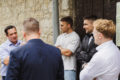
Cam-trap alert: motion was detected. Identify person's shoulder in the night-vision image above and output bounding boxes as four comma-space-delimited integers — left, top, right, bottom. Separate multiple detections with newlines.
44, 44, 62, 60
0, 40, 9, 48
11, 43, 27, 54
18, 40, 22, 43
90, 52, 105, 64
45, 43, 61, 54
71, 31, 78, 36
46, 43, 59, 50
56, 33, 66, 41
58, 33, 65, 37
71, 31, 80, 40
93, 48, 111, 63
10, 44, 29, 60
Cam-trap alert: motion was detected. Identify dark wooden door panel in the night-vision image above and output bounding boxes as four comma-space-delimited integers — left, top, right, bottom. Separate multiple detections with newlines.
83, 0, 93, 15
92, 0, 104, 18
74, 0, 85, 41
104, 0, 117, 22
74, 0, 120, 41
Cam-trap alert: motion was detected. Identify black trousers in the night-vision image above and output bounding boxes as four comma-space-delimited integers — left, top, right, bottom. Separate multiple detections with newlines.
76, 61, 83, 80
2, 76, 6, 80
118, 74, 120, 80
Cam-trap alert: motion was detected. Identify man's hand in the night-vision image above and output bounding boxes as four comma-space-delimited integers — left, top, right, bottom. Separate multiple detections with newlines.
4, 56, 9, 65
82, 63, 88, 69
56, 45, 62, 50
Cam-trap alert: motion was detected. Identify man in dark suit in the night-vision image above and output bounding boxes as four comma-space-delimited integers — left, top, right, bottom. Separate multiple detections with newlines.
76, 15, 97, 80
6, 18, 64, 80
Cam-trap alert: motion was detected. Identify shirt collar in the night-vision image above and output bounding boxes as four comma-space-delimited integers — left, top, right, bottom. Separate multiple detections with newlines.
96, 40, 113, 51
6, 40, 21, 46
86, 33, 93, 37
64, 31, 74, 35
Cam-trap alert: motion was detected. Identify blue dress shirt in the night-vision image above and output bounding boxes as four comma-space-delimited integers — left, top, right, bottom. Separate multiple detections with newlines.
0, 40, 21, 76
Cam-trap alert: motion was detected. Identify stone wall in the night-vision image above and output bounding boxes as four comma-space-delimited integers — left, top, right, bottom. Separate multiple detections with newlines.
0, 0, 74, 45
59, 0, 74, 18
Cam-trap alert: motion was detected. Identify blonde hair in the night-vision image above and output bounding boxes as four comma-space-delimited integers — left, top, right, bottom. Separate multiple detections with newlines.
93, 19, 115, 39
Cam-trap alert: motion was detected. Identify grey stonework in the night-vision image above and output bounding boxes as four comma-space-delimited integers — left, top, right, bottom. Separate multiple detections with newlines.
0, 0, 74, 45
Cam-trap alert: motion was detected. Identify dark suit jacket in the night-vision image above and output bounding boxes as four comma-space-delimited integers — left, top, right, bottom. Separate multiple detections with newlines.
76, 34, 97, 63
6, 39, 64, 80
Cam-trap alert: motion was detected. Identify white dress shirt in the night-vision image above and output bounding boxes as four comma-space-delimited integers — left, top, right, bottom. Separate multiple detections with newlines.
80, 40, 120, 80
55, 31, 80, 70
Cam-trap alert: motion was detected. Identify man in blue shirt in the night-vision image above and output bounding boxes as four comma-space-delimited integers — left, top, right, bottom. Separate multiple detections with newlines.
0, 25, 21, 80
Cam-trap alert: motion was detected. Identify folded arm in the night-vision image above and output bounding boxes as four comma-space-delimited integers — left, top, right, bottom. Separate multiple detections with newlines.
57, 46, 72, 57
80, 54, 106, 80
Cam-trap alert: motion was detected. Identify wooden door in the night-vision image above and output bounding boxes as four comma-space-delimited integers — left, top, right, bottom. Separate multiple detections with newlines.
74, 0, 120, 41
74, 0, 120, 80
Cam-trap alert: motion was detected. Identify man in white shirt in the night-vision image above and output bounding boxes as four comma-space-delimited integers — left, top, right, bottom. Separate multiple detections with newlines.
80, 19, 120, 80
55, 16, 80, 80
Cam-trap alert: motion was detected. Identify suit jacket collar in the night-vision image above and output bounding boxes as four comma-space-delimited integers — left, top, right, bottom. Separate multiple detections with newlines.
27, 39, 44, 45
